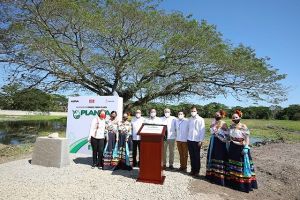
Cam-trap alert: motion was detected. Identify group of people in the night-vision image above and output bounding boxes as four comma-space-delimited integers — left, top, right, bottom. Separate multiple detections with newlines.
206, 109, 257, 193
88, 110, 133, 171
88, 106, 258, 193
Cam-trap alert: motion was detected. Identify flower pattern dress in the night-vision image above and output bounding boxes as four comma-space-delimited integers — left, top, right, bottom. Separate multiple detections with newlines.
206, 119, 229, 186
103, 119, 120, 170
226, 123, 258, 192
114, 120, 133, 170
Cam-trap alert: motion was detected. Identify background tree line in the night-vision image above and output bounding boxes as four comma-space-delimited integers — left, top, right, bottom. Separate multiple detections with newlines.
126, 102, 300, 121
0, 84, 298, 120
0, 84, 67, 112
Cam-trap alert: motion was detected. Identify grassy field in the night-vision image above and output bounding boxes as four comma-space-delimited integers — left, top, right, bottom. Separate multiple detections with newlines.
204, 118, 300, 142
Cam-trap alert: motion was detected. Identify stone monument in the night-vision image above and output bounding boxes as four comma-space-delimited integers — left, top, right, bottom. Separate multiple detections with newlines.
31, 133, 70, 168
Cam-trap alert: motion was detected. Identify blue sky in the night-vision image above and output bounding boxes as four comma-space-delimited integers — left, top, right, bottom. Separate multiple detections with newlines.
159, 0, 300, 107
1, 0, 299, 108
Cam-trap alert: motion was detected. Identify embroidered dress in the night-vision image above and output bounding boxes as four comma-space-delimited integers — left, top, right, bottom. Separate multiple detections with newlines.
226, 123, 258, 192
114, 121, 133, 170
206, 120, 229, 186
103, 119, 119, 170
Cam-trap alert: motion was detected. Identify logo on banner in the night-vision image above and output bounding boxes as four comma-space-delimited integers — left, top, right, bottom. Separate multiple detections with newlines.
73, 110, 81, 119
89, 99, 95, 103
105, 98, 115, 103
72, 109, 110, 119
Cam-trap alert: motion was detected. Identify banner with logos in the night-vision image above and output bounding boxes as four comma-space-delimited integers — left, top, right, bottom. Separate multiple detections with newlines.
66, 96, 123, 154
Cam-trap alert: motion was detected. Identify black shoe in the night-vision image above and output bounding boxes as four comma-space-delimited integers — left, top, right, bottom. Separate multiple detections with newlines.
177, 167, 187, 172
189, 171, 195, 176
91, 164, 96, 169
193, 173, 200, 178
168, 165, 175, 170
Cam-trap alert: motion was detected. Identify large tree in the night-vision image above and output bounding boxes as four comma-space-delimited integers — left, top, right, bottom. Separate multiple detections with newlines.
0, 0, 287, 109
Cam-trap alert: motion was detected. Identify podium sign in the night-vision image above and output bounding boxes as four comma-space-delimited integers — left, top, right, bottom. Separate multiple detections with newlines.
137, 123, 166, 184
139, 124, 164, 134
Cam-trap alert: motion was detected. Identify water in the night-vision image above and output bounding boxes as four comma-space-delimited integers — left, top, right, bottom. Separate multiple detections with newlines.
0, 120, 66, 145
250, 137, 263, 144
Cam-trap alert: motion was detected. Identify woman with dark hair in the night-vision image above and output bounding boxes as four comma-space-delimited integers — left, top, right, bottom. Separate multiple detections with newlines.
103, 111, 120, 170
88, 110, 107, 169
226, 110, 258, 192
206, 110, 229, 185
114, 112, 133, 171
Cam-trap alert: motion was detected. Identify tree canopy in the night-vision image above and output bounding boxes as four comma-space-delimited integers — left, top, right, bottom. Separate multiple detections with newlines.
0, 0, 287, 109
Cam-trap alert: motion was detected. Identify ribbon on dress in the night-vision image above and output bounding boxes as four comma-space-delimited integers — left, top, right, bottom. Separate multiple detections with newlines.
207, 134, 215, 169
113, 142, 119, 159
243, 145, 252, 177
125, 142, 130, 166
103, 143, 108, 154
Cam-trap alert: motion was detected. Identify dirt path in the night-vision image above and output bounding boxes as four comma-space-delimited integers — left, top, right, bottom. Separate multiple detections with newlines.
189, 142, 300, 200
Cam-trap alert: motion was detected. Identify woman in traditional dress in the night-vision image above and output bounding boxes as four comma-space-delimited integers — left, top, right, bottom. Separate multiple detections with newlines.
114, 112, 133, 171
103, 111, 120, 170
226, 110, 258, 192
206, 110, 229, 186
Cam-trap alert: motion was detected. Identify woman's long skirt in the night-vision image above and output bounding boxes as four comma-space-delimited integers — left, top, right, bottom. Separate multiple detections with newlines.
114, 134, 133, 171
103, 132, 118, 170
206, 136, 228, 186
226, 142, 258, 193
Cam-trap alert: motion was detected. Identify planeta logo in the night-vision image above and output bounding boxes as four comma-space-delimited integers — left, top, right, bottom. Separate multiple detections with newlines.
72, 109, 110, 119
73, 110, 81, 119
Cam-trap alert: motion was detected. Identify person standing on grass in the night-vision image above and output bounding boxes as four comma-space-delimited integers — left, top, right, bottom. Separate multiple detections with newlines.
187, 106, 205, 177
161, 108, 176, 170
206, 110, 229, 185
88, 110, 108, 169
226, 110, 258, 193
131, 109, 145, 167
173, 111, 189, 172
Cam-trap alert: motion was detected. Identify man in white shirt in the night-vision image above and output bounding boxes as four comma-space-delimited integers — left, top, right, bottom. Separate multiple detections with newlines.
161, 108, 176, 170
187, 106, 205, 177
144, 108, 162, 124
173, 111, 189, 172
88, 110, 108, 169
131, 109, 145, 167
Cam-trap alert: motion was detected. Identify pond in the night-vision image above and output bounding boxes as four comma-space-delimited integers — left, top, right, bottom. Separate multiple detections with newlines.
250, 137, 263, 144
0, 120, 66, 145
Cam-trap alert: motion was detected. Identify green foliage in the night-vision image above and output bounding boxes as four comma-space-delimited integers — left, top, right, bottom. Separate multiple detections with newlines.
275, 104, 300, 120
0, 84, 67, 112
126, 102, 300, 121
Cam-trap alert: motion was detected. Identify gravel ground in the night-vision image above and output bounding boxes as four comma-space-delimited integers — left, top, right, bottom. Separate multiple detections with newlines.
0, 153, 221, 200
1, 142, 300, 200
